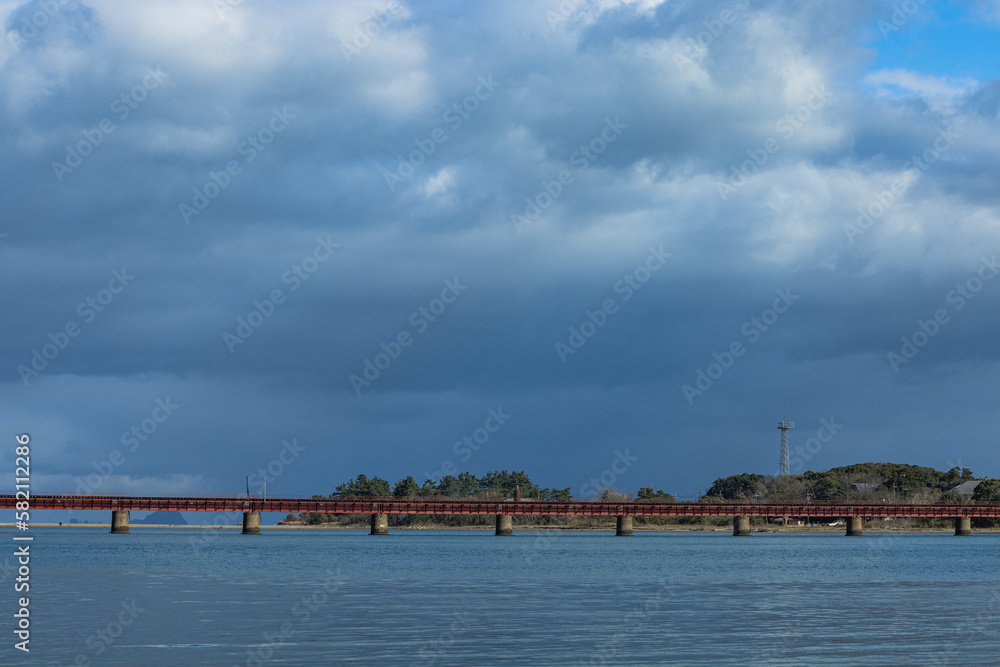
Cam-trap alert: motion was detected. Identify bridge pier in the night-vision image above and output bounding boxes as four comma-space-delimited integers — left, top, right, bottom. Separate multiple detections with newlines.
616, 515, 633, 536
733, 516, 751, 536
370, 513, 389, 535
955, 516, 972, 536
845, 516, 863, 536
110, 510, 129, 534
242, 511, 261, 534
496, 514, 513, 536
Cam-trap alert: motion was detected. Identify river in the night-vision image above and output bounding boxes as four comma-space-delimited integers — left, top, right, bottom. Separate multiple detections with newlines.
4, 527, 998, 665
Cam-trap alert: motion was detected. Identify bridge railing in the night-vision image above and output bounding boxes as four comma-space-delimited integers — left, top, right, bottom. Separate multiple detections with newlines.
1, 493, 996, 507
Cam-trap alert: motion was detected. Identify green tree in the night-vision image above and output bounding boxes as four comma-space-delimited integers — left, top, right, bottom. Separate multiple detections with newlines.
973, 479, 1000, 502
336, 474, 391, 497
479, 470, 538, 497
821, 462, 965, 495
437, 475, 462, 497
804, 470, 846, 500
457, 472, 479, 497
393, 476, 419, 497
944, 467, 963, 490
704, 473, 767, 500
599, 488, 633, 501
535, 487, 572, 500
638, 487, 675, 501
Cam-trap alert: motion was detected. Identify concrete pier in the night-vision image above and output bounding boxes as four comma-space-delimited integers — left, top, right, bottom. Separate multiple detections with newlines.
242, 511, 261, 534
110, 510, 129, 534
370, 513, 389, 535
496, 514, 513, 536
733, 516, 751, 536
845, 516, 863, 536
616, 515, 633, 536
955, 516, 972, 536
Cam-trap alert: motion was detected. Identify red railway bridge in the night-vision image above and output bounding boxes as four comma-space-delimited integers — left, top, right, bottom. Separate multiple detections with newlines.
4, 494, 998, 536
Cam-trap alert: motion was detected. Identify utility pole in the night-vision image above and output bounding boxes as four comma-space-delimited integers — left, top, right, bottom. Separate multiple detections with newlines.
777, 418, 794, 476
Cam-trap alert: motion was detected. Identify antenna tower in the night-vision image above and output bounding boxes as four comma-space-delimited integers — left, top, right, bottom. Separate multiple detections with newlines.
777, 418, 794, 476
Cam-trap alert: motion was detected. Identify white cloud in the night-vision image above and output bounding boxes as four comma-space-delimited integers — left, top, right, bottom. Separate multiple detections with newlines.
864, 69, 979, 112
423, 167, 455, 197
3, 0, 1000, 493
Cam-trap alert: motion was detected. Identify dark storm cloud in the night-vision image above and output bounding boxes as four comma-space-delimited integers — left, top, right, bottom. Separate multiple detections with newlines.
2, 0, 999, 509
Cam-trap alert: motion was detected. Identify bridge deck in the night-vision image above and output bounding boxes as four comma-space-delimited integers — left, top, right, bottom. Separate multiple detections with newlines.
3, 496, 999, 518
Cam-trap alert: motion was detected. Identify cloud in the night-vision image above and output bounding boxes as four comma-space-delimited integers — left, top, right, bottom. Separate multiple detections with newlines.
864, 68, 979, 111
2, 0, 1000, 500
423, 167, 455, 197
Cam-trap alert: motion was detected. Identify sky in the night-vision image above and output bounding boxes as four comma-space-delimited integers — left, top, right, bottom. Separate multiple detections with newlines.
2, 0, 999, 522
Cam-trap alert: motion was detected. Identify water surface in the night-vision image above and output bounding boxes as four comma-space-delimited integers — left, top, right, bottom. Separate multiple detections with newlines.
3, 528, 998, 665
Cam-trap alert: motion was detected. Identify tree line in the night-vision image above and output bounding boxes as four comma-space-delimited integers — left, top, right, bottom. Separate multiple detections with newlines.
330, 470, 573, 500
283, 463, 993, 527
287, 470, 675, 526
702, 463, 977, 502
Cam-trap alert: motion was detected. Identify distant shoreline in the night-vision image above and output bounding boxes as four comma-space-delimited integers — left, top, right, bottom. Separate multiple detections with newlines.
4, 523, 998, 533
